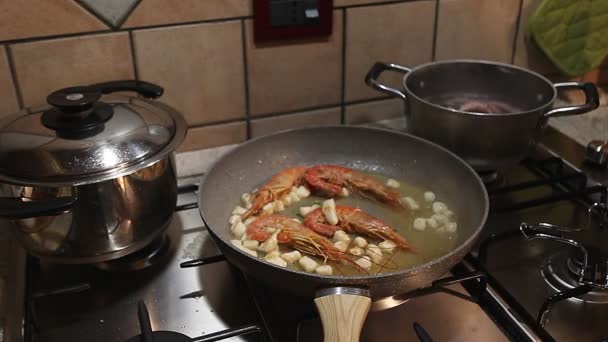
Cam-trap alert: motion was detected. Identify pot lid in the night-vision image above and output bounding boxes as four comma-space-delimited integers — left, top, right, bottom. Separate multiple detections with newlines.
0, 80, 187, 186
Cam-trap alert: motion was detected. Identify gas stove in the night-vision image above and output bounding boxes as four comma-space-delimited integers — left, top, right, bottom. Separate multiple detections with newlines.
4, 128, 608, 342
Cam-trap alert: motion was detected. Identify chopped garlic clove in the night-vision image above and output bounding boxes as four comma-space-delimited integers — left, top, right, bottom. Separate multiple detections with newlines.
243, 217, 256, 226
273, 200, 285, 212
299, 256, 319, 272
235, 242, 257, 256
264, 250, 281, 260
445, 222, 457, 233
262, 202, 275, 215
378, 240, 397, 254
349, 246, 364, 256
401, 196, 420, 210
366, 244, 383, 263
322, 199, 339, 225
296, 186, 311, 198
281, 250, 302, 263
258, 230, 280, 252
432, 201, 448, 213
231, 239, 243, 247
340, 187, 350, 197
266, 257, 287, 267
386, 178, 400, 188
353, 236, 368, 248
355, 256, 372, 270
432, 213, 449, 225
413, 218, 426, 231
426, 217, 439, 229
299, 206, 315, 216
230, 221, 247, 238
423, 191, 436, 202
288, 192, 300, 203
242, 240, 259, 251
229, 214, 241, 225
333, 230, 350, 243
232, 206, 247, 215
292, 218, 302, 223
333, 240, 348, 252
282, 195, 293, 206
241, 193, 252, 208
315, 265, 333, 275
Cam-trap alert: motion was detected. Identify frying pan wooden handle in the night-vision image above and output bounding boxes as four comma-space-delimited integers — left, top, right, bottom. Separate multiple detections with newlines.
314, 288, 371, 342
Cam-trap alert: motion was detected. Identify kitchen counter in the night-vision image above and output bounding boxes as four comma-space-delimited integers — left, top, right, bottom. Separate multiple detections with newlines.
0, 106, 604, 341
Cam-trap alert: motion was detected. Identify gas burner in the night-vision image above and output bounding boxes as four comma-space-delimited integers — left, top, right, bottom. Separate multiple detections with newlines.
542, 252, 608, 303
522, 204, 608, 292
96, 234, 171, 272
125, 302, 192, 342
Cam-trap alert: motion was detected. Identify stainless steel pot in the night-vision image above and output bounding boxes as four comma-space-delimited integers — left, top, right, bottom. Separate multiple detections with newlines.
365, 60, 600, 171
0, 81, 187, 263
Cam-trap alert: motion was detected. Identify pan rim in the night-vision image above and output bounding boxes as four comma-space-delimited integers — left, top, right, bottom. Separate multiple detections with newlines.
198, 125, 489, 283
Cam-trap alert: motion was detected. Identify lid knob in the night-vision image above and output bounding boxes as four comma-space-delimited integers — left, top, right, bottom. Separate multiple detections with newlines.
47, 86, 102, 112
41, 80, 164, 139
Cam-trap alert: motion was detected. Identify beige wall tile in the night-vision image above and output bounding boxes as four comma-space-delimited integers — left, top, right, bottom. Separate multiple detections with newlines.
251, 107, 341, 137
11, 33, 134, 108
435, 0, 520, 63
0, 1, 106, 41
345, 1, 435, 101
0, 47, 19, 117
335, 0, 389, 7
134, 22, 245, 126
178, 121, 246, 152
345, 98, 403, 124
246, 11, 343, 116
123, 0, 251, 28
513, 0, 558, 74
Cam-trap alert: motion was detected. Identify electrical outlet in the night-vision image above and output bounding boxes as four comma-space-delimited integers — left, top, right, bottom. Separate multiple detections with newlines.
254, 0, 333, 43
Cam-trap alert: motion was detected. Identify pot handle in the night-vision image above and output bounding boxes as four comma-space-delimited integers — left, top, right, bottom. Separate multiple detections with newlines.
0, 196, 76, 220
314, 287, 371, 342
365, 62, 411, 100
545, 82, 599, 118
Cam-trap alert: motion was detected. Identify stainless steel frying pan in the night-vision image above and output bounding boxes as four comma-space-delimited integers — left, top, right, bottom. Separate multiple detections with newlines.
198, 126, 488, 342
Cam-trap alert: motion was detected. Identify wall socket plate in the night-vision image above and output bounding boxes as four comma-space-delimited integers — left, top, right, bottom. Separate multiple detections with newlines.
253, 0, 333, 43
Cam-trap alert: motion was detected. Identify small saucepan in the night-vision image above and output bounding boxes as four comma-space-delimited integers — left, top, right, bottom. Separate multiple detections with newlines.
198, 126, 488, 342
365, 60, 599, 171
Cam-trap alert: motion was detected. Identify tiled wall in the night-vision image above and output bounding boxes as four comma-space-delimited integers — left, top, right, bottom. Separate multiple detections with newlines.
0, 0, 606, 152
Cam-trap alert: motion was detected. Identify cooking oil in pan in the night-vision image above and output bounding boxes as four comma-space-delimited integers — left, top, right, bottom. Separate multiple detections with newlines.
233, 171, 459, 276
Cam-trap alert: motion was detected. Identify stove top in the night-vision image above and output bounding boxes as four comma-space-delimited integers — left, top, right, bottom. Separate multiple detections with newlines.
5, 144, 608, 342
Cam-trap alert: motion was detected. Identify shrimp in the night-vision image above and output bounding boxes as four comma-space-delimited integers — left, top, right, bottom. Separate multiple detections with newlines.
246, 215, 360, 266
304, 165, 404, 209
303, 205, 415, 250
242, 166, 307, 219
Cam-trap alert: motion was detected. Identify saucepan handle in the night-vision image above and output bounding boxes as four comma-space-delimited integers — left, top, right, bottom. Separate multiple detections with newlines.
0, 196, 76, 220
314, 287, 371, 342
365, 62, 411, 100
545, 82, 599, 118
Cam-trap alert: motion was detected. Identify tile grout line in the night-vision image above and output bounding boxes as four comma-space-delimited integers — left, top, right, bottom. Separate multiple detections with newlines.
115, 0, 143, 29
241, 19, 252, 140
1, 1, 436, 47
73, 0, 115, 29
511, 0, 525, 65
431, 0, 440, 61
187, 94, 395, 130
340, 7, 347, 125
4, 45, 25, 109
128, 31, 140, 80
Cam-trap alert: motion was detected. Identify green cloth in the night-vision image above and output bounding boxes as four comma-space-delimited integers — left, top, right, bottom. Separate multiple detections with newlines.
527, 0, 608, 76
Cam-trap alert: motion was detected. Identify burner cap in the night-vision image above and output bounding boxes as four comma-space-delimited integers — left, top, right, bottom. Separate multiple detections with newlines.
126, 331, 192, 342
